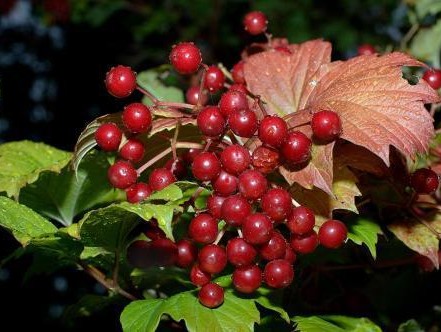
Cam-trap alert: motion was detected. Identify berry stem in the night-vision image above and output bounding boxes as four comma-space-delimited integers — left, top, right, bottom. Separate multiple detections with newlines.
214, 228, 226, 245
291, 197, 301, 207
218, 63, 234, 82
137, 86, 159, 104
196, 65, 208, 112
400, 23, 419, 51
156, 101, 195, 110
237, 229, 243, 238
171, 121, 181, 160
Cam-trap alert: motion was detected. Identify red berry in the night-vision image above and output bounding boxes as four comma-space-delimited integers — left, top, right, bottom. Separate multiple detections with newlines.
176, 239, 198, 268
311, 110, 342, 142
186, 86, 209, 105
357, 44, 376, 56
243, 11, 268, 35
260, 231, 287, 260
221, 194, 252, 227
141, 219, 166, 240
219, 90, 248, 117
190, 264, 211, 286
263, 259, 294, 288
198, 244, 227, 274
238, 169, 267, 200
212, 170, 238, 196
410, 168, 440, 194
126, 240, 150, 268
165, 157, 187, 179
281, 131, 312, 166
198, 283, 224, 308
169, 42, 202, 75
192, 152, 221, 181
122, 103, 152, 134
148, 168, 176, 191
182, 148, 202, 164
206, 194, 226, 219
258, 115, 288, 148
287, 206, 315, 235
119, 138, 145, 163
242, 213, 273, 245
229, 83, 248, 95
95, 123, 122, 152
261, 188, 292, 222
422, 69, 441, 90
197, 106, 226, 137
204, 65, 225, 93
283, 245, 297, 264
318, 219, 348, 249
226, 237, 257, 267
220, 144, 251, 175
105, 65, 137, 98
125, 182, 152, 203
188, 213, 218, 244
251, 145, 281, 174
231, 60, 246, 85
108, 160, 138, 189
290, 231, 319, 254
126, 239, 177, 268
274, 46, 292, 55
228, 108, 258, 138
232, 265, 262, 293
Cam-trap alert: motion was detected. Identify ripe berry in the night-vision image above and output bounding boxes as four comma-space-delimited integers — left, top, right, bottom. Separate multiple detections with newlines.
287, 206, 315, 235
226, 237, 257, 267
186, 86, 208, 105
188, 213, 218, 244
258, 115, 288, 148
410, 168, 439, 194
105, 65, 137, 98
263, 259, 294, 288
229, 83, 248, 95
165, 157, 187, 179
169, 42, 202, 75
148, 168, 176, 191
231, 60, 246, 85
219, 90, 248, 117
198, 244, 227, 274
141, 219, 166, 240
252, 145, 281, 174
122, 103, 152, 134
119, 138, 145, 163
311, 110, 342, 142
220, 144, 251, 175
260, 231, 287, 260
357, 44, 376, 56
221, 194, 252, 227
281, 131, 312, 166
197, 106, 226, 137
232, 265, 262, 294
192, 152, 221, 181
422, 69, 441, 90
176, 239, 198, 268
206, 194, 226, 219
261, 188, 292, 222
198, 283, 224, 308
242, 213, 273, 245
204, 66, 225, 93
318, 219, 348, 249
125, 182, 152, 203
290, 231, 319, 254
228, 108, 258, 138
95, 123, 122, 152
182, 148, 202, 164
243, 11, 268, 35
283, 245, 297, 264
108, 160, 138, 189
238, 169, 268, 200
190, 264, 211, 286
212, 170, 238, 196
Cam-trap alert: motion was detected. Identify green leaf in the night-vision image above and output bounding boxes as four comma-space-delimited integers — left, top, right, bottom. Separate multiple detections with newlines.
0, 196, 57, 245
347, 218, 382, 259
121, 289, 260, 332
398, 319, 424, 332
137, 70, 184, 105
0, 141, 71, 197
62, 294, 117, 324
147, 183, 184, 202
254, 288, 290, 323
410, 19, 441, 67
293, 315, 381, 332
415, 0, 441, 18
19, 151, 123, 226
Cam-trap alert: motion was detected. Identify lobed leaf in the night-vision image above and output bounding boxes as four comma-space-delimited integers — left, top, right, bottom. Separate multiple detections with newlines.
293, 315, 381, 332
347, 218, 383, 259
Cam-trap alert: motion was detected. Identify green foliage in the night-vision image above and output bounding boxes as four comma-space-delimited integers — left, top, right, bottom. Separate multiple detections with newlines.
137, 68, 184, 106
347, 218, 382, 259
293, 315, 382, 332
398, 319, 425, 332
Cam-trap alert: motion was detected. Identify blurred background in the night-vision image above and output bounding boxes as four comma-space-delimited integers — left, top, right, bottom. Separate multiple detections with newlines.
0, 0, 439, 331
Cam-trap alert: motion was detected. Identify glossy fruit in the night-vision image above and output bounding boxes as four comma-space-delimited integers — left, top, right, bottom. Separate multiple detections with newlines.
119, 138, 145, 163
281, 131, 312, 166
198, 244, 227, 274
125, 182, 152, 203
212, 170, 238, 196
260, 231, 287, 260
141, 219, 165, 240
261, 188, 292, 222
198, 283, 224, 308
176, 239, 198, 268
410, 168, 439, 194
197, 106, 226, 137
219, 90, 248, 117
192, 152, 221, 181
252, 145, 281, 174
318, 219, 348, 249
243, 11, 268, 35
258, 115, 288, 148
190, 264, 211, 286
226, 237, 257, 267
108, 160, 138, 189
422, 69, 441, 90
238, 169, 268, 200
290, 231, 319, 254
221, 194, 252, 227
148, 168, 176, 191
122, 103, 152, 134
165, 157, 187, 179
229, 83, 248, 94
95, 123, 122, 152
357, 44, 376, 56
311, 110, 342, 142
228, 108, 258, 138
169, 42, 202, 74
188, 214, 218, 244
283, 245, 297, 264
182, 148, 202, 164
206, 194, 226, 219
105, 65, 137, 98
186, 86, 208, 105
204, 65, 225, 93
220, 144, 251, 175
231, 60, 246, 84
263, 259, 294, 288
287, 206, 315, 235
232, 265, 262, 293
242, 213, 273, 245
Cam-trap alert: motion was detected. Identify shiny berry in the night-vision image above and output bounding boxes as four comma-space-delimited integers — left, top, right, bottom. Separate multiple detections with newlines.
176, 239, 198, 268
422, 69, 441, 90
311, 110, 342, 142
261, 188, 292, 222
219, 90, 248, 117
258, 115, 288, 148
105, 65, 137, 98
198, 244, 227, 274
119, 138, 145, 163
188, 213, 218, 244
221, 194, 252, 227
260, 231, 287, 260
198, 283, 224, 308
95, 123, 122, 152
108, 160, 137, 189
283, 245, 297, 264
238, 169, 267, 200
252, 145, 281, 174
212, 170, 238, 196
229, 83, 248, 94
148, 168, 176, 191
206, 194, 226, 219
232, 265, 262, 293
281, 131, 312, 166
122, 103, 152, 134
410, 168, 439, 194
220, 144, 251, 175
192, 152, 221, 181
204, 65, 225, 93
231, 60, 246, 85
290, 231, 319, 254
242, 213, 273, 245
197, 106, 226, 137
186, 86, 208, 105
263, 259, 294, 288
228, 108, 258, 138
357, 44, 376, 56
169, 42, 202, 75
287, 206, 315, 235
125, 182, 152, 203
226, 237, 257, 267
165, 157, 187, 179
190, 264, 211, 286
318, 219, 348, 249
243, 11, 268, 35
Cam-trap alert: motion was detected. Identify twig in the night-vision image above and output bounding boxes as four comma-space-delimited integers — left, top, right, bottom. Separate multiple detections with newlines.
400, 23, 419, 50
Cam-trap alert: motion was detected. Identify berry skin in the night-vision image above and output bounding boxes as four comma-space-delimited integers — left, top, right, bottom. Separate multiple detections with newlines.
242, 213, 273, 245
148, 168, 176, 191
169, 42, 202, 75
212, 170, 238, 196
141, 219, 166, 240
188, 213, 218, 244
206, 194, 226, 219
287, 206, 315, 235
221, 194, 252, 227
238, 169, 268, 200
252, 145, 281, 174
95, 123, 122, 152
108, 160, 138, 189
176, 239, 198, 268
290, 231, 319, 254
263, 259, 294, 288
260, 231, 287, 261
192, 152, 221, 181
197, 106, 226, 137
198, 283, 224, 308
258, 115, 289, 148
190, 264, 211, 286
122, 103, 152, 134
228, 108, 258, 138
261, 188, 292, 222
219, 90, 248, 117
357, 44, 376, 56
125, 182, 152, 203
165, 157, 187, 179
281, 131, 312, 166
232, 265, 262, 294
410, 168, 439, 194
231, 60, 246, 85
204, 65, 225, 93
186, 86, 208, 106
243, 11, 268, 35
220, 144, 251, 175
229, 83, 248, 95
119, 138, 145, 163
226, 237, 257, 267
283, 245, 297, 264
422, 69, 441, 90
182, 148, 202, 164
105, 65, 137, 98
311, 110, 342, 142
318, 219, 348, 249
198, 244, 227, 274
